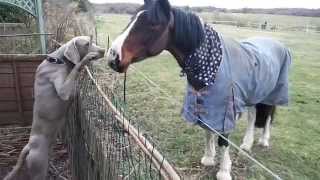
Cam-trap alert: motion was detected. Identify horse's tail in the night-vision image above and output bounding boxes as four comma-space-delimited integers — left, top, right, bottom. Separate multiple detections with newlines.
255, 103, 276, 128
4, 145, 30, 180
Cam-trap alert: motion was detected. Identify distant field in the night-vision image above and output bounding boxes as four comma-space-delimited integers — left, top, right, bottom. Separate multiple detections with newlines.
96, 13, 320, 179
200, 12, 320, 27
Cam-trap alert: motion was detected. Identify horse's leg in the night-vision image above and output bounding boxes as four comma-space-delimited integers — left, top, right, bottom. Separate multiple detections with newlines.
256, 104, 275, 147
258, 115, 272, 147
201, 130, 216, 166
216, 135, 232, 180
240, 106, 256, 152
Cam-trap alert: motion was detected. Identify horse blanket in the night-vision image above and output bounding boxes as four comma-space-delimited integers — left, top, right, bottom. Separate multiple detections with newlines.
181, 28, 292, 133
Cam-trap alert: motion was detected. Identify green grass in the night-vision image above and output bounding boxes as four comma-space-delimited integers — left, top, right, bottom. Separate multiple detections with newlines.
200, 12, 320, 26
96, 13, 320, 179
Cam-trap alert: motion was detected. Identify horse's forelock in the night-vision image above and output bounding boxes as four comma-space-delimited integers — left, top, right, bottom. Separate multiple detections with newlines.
132, 0, 170, 26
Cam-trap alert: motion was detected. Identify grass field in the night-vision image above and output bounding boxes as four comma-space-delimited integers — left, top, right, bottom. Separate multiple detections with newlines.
96, 13, 320, 179
200, 12, 320, 30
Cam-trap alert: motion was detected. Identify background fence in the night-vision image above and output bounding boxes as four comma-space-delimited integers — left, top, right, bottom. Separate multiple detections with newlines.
0, 33, 55, 54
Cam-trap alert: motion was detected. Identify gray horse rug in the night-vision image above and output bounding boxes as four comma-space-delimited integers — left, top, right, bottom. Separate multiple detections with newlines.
181, 24, 292, 133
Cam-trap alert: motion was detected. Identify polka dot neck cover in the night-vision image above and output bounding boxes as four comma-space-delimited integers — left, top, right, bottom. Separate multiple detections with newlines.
182, 24, 223, 90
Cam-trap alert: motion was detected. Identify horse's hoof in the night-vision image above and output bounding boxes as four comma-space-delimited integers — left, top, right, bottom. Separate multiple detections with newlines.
216, 170, 232, 180
240, 144, 252, 153
201, 156, 215, 166
258, 138, 269, 147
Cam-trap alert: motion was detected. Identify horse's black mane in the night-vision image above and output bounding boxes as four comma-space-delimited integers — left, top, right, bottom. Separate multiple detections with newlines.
142, 1, 205, 55
171, 8, 205, 54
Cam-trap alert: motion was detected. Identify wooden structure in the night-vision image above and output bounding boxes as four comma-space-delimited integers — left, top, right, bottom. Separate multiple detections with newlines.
0, 0, 47, 53
0, 54, 45, 126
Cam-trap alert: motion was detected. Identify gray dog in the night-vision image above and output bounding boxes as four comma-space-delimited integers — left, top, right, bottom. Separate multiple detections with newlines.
4, 36, 105, 180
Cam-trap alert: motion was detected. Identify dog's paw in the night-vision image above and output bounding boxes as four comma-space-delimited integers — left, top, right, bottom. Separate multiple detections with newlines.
201, 156, 215, 166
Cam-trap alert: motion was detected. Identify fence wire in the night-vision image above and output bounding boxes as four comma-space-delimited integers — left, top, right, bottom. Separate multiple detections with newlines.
0, 33, 54, 54
66, 65, 179, 180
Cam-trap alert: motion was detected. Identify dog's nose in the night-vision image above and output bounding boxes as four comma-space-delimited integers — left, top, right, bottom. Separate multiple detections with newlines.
98, 48, 106, 57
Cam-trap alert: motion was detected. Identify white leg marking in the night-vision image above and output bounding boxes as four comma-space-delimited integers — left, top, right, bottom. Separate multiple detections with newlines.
107, 10, 145, 61
235, 112, 242, 121
240, 106, 256, 152
216, 146, 232, 180
201, 130, 216, 166
258, 115, 272, 147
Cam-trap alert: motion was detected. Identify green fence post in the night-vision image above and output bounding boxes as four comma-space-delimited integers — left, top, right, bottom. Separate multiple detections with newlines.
36, 0, 46, 54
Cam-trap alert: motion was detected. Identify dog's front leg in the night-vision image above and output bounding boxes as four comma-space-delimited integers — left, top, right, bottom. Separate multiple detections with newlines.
53, 52, 100, 101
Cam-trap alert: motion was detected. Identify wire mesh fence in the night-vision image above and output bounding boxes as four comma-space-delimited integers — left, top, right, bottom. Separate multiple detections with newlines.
0, 33, 54, 54
66, 64, 180, 180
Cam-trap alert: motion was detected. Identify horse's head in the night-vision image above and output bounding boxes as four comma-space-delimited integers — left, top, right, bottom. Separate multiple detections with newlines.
106, 0, 173, 73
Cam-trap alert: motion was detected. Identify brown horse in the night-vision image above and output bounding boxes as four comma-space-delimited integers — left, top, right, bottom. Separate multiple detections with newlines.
106, 0, 291, 179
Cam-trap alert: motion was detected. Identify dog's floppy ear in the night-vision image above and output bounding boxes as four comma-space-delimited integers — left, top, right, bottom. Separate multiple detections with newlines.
64, 39, 80, 64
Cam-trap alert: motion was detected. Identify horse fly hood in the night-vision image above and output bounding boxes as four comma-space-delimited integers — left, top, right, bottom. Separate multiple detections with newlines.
181, 24, 292, 133
182, 24, 223, 90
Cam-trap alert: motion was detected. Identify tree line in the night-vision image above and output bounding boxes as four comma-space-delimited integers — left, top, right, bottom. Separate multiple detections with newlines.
92, 3, 320, 17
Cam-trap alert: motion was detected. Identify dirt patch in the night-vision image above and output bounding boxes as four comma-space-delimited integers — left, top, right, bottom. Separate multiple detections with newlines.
0, 127, 70, 180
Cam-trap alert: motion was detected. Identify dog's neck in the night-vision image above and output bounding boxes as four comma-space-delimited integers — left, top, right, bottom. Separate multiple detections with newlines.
63, 56, 76, 69
46, 56, 75, 69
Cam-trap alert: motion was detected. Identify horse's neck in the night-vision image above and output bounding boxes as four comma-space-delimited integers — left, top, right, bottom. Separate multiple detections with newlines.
167, 45, 186, 68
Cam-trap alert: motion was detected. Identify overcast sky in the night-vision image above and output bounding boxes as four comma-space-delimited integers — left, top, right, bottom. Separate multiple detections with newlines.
88, 0, 320, 9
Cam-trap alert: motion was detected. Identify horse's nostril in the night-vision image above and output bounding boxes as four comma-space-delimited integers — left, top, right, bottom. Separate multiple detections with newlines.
108, 60, 116, 69
107, 48, 121, 72
110, 48, 117, 57
115, 54, 120, 64
107, 49, 120, 61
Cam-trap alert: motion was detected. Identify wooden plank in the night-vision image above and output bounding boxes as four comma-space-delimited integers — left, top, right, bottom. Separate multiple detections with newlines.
0, 54, 41, 126
0, 111, 33, 126
0, 74, 14, 87
22, 100, 34, 111
12, 60, 24, 124
0, 101, 17, 112
0, 54, 46, 62
19, 73, 35, 87
0, 68, 13, 74
18, 61, 40, 73
17, 61, 42, 68
0, 63, 13, 74
0, 112, 22, 126
19, 67, 38, 73
0, 88, 16, 100
21, 87, 34, 100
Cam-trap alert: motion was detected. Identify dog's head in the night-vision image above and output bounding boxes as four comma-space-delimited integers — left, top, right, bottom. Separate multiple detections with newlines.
50, 36, 105, 64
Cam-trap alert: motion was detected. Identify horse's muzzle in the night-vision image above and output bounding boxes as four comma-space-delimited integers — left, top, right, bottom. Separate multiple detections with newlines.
107, 49, 122, 72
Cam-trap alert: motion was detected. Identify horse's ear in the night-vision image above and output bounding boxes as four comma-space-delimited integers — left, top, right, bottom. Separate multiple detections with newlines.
158, 0, 171, 17
169, 12, 174, 28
